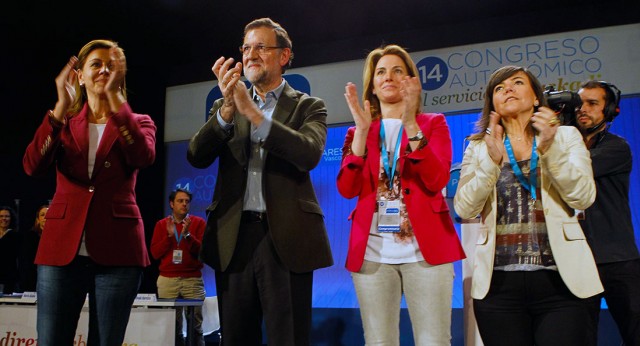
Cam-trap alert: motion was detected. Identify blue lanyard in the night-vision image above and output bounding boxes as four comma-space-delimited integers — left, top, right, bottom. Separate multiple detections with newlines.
172, 223, 183, 246
380, 122, 403, 190
504, 136, 538, 200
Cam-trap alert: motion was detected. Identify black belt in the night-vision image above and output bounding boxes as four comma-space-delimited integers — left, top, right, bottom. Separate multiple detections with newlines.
241, 210, 267, 223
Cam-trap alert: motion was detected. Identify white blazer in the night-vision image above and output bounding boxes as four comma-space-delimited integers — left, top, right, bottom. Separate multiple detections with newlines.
454, 126, 603, 299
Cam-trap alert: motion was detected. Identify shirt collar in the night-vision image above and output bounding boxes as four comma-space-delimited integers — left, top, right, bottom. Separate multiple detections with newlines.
252, 79, 286, 103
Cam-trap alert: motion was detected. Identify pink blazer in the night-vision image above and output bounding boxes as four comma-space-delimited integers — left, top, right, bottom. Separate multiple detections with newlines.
23, 103, 156, 267
337, 113, 465, 272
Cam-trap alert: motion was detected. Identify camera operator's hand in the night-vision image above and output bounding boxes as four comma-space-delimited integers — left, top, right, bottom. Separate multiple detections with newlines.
531, 106, 560, 154
485, 111, 506, 165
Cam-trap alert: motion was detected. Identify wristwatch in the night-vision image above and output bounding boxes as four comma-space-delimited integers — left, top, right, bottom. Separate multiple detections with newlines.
183, 232, 191, 239
408, 130, 424, 142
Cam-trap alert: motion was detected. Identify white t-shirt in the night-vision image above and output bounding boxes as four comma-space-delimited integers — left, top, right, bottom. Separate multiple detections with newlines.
88, 123, 107, 178
364, 118, 424, 264
79, 123, 106, 256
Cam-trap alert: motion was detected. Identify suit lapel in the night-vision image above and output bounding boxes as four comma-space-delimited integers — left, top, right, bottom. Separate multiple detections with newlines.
398, 122, 409, 169
69, 106, 90, 179
367, 120, 382, 188
228, 114, 250, 166
90, 119, 119, 179
272, 82, 298, 125
536, 134, 551, 192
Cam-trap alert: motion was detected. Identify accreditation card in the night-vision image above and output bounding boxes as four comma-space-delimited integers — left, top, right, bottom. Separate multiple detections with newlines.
377, 199, 401, 233
172, 249, 183, 264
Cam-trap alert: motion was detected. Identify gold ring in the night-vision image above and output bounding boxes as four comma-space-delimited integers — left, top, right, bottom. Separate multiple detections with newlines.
548, 117, 560, 126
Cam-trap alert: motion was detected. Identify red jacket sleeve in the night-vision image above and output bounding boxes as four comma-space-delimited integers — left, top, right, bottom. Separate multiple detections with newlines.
150, 217, 172, 260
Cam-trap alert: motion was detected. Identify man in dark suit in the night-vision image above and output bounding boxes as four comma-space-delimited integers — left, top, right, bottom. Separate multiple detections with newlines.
187, 18, 333, 346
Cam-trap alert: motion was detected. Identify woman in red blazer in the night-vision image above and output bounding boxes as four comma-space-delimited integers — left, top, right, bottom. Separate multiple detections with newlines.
337, 45, 465, 345
23, 40, 156, 346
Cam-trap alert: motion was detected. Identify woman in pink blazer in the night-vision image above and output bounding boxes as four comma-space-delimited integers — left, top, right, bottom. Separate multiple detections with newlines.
337, 44, 465, 345
23, 40, 156, 346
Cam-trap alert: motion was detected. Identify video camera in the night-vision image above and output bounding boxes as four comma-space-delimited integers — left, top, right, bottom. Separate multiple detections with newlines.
543, 86, 582, 126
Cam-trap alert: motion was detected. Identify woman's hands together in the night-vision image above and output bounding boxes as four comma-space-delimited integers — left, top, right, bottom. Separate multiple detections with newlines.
344, 82, 371, 157
485, 111, 506, 165
531, 106, 560, 154
52, 56, 78, 122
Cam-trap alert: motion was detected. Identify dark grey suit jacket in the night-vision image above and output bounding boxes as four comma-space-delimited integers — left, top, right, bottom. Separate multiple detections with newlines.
187, 82, 333, 273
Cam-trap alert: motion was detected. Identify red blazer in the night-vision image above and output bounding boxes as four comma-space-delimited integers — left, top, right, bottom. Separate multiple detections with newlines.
23, 103, 156, 267
337, 113, 465, 272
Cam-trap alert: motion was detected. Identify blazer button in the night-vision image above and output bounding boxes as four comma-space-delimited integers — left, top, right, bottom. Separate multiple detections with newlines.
404, 188, 410, 195
104, 161, 111, 168
89, 186, 95, 192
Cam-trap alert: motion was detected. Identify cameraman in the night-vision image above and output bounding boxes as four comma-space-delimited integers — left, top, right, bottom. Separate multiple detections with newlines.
577, 80, 640, 345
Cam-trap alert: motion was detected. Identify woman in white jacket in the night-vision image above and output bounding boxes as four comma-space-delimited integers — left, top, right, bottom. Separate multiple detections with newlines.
454, 65, 602, 346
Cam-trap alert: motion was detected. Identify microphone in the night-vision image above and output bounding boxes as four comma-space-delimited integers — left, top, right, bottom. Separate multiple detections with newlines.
584, 120, 606, 135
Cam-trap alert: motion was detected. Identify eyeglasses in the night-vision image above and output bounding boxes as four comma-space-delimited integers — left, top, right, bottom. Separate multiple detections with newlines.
239, 44, 284, 55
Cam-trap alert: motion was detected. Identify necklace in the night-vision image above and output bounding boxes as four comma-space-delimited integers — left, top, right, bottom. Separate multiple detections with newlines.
90, 113, 109, 124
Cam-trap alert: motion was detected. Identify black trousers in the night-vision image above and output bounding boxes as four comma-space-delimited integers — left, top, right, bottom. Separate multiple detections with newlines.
473, 270, 597, 346
215, 217, 313, 346
587, 258, 640, 346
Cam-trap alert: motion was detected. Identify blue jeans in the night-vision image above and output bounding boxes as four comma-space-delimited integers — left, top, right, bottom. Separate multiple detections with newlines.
37, 256, 142, 346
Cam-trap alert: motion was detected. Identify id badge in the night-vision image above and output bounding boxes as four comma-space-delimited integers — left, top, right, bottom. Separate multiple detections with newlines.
377, 199, 401, 233
172, 249, 183, 264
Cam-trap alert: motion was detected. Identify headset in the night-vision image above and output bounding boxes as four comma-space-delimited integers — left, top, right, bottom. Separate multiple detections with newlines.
598, 81, 621, 122
580, 81, 621, 134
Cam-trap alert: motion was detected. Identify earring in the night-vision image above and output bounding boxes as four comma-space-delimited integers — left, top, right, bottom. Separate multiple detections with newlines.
79, 81, 84, 86
534, 100, 539, 106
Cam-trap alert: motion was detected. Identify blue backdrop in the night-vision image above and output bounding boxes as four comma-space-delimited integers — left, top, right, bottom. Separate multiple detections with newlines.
163, 95, 640, 310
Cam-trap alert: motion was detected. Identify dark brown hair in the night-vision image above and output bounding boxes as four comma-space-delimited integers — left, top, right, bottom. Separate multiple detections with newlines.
32, 205, 49, 231
244, 18, 293, 72
468, 65, 546, 140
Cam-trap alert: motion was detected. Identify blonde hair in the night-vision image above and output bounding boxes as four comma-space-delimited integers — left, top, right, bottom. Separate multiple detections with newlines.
68, 39, 127, 116
362, 44, 421, 119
